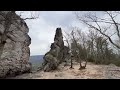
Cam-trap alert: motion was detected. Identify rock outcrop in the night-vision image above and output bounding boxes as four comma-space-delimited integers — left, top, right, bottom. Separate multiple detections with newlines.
0, 11, 31, 78
42, 28, 70, 72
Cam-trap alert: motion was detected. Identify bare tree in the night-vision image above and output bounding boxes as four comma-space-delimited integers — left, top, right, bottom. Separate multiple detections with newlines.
63, 30, 74, 69
16, 11, 40, 20
71, 29, 87, 70
86, 30, 98, 62
75, 11, 120, 49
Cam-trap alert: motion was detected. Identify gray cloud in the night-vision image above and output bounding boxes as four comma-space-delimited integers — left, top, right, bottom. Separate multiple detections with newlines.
16, 11, 107, 56
23, 11, 77, 55
16, 11, 87, 55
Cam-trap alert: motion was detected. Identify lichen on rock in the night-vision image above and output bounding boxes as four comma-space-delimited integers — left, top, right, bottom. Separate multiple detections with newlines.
42, 28, 70, 72
0, 11, 31, 78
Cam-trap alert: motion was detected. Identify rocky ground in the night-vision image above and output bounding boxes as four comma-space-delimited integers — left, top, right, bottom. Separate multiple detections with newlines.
6, 62, 120, 79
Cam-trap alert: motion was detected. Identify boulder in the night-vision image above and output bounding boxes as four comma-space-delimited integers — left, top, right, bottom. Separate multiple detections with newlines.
0, 11, 31, 78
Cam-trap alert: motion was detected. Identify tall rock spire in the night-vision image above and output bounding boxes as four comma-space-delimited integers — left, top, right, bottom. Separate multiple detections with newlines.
42, 28, 70, 72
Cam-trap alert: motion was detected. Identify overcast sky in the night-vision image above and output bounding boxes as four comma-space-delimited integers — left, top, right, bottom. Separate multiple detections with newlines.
16, 11, 119, 56
16, 11, 83, 55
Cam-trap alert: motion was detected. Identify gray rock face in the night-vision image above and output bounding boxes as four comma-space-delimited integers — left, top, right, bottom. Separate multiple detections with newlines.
0, 11, 31, 78
42, 28, 70, 72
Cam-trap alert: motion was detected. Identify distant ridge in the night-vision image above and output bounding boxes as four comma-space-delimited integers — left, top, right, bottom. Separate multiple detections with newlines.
29, 55, 44, 64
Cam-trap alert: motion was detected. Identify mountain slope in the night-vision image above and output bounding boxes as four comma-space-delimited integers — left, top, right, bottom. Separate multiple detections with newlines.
29, 55, 44, 71
29, 55, 44, 64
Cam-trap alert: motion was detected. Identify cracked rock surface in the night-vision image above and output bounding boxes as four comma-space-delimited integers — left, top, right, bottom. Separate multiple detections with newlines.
0, 11, 31, 78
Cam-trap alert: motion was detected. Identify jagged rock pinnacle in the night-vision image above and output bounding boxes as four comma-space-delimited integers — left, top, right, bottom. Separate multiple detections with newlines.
42, 28, 70, 72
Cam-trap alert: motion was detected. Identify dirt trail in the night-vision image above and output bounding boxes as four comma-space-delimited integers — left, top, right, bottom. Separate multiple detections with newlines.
7, 62, 120, 79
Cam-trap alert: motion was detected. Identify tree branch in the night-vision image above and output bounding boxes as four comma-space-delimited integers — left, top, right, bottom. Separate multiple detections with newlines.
78, 17, 120, 49
106, 11, 120, 39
